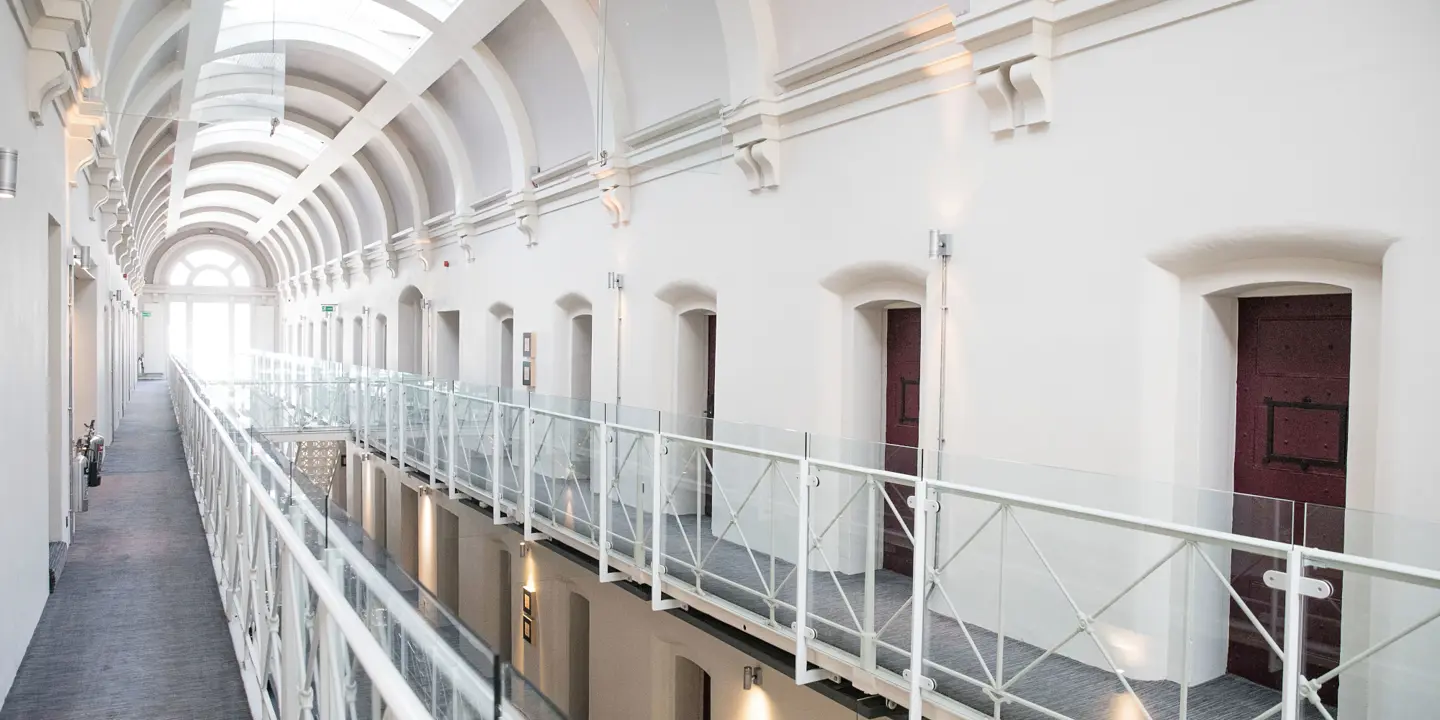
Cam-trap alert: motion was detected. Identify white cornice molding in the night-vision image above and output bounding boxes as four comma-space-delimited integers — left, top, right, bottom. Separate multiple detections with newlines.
624, 100, 725, 150
774, 7, 956, 92
532, 153, 591, 188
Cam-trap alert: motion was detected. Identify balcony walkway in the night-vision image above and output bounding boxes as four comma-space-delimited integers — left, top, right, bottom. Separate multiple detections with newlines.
0, 380, 250, 720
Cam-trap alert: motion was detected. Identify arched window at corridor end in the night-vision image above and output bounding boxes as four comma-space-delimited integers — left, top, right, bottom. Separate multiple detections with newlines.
145, 244, 277, 381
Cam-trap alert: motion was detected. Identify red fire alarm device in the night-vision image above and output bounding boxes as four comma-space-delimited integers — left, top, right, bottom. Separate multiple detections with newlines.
444, 260, 450, 268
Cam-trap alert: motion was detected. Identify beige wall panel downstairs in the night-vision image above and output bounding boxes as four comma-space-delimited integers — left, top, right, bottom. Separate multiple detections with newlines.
366, 453, 863, 720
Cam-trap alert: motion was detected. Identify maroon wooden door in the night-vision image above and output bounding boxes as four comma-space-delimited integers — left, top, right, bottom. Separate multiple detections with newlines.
883, 308, 922, 576
702, 314, 716, 517
1230, 294, 1349, 703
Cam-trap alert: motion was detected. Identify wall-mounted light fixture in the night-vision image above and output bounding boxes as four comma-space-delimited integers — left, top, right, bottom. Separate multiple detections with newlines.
0, 148, 18, 199
743, 665, 763, 690
928, 229, 952, 259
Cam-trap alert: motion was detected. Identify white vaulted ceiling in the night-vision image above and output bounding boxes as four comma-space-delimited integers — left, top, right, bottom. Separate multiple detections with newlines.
96, 0, 962, 290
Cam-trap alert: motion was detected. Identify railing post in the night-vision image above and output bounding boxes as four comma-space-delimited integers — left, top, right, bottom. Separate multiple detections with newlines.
446, 386, 458, 497
428, 382, 439, 476
597, 421, 621, 582
278, 542, 303, 720
397, 382, 407, 471
523, 403, 536, 539
907, 476, 932, 720
385, 380, 395, 459
492, 400, 504, 525
650, 431, 681, 611
795, 438, 825, 684
361, 371, 370, 449
862, 476, 879, 672
1280, 546, 1305, 720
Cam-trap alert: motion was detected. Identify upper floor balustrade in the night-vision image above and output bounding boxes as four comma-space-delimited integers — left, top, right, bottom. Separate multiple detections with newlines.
201, 352, 1440, 720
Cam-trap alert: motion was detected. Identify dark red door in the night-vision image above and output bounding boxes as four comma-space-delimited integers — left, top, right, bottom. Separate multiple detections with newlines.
883, 308, 922, 576
702, 314, 716, 517
1230, 294, 1349, 703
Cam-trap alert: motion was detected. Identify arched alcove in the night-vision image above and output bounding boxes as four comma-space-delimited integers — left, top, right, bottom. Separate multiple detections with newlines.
397, 285, 425, 374
373, 313, 389, 370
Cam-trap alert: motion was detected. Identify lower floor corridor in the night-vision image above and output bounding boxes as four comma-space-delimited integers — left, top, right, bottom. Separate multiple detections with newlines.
0, 380, 249, 720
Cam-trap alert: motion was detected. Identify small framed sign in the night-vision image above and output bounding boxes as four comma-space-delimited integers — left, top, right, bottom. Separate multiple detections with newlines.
522, 360, 534, 388
521, 587, 534, 614
522, 332, 534, 359
522, 616, 534, 644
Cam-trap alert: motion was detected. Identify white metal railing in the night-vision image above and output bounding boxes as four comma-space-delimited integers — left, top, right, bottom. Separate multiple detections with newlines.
171, 358, 564, 720
241, 352, 1440, 720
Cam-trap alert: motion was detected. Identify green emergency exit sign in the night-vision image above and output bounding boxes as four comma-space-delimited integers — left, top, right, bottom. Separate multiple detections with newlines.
321, 304, 336, 314
142, 311, 152, 317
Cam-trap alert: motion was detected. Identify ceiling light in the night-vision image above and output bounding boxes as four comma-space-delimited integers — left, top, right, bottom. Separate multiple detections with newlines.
0, 148, 17, 199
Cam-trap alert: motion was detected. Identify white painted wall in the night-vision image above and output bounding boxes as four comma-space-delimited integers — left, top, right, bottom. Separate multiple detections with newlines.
0, 10, 138, 701
279, 0, 1440, 713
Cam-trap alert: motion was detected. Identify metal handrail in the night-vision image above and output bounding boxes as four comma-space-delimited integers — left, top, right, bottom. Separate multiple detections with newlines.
174, 363, 434, 720
242, 351, 1440, 720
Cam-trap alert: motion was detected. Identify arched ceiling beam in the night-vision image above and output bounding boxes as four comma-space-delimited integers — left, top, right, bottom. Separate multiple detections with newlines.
285, 77, 399, 238
714, 0, 782, 101
537, 0, 630, 155
167, 0, 228, 235
412, 91, 474, 211
103, 0, 188, 111
244, 0, 526, 245
115, 62, 181, 169
457, 42, 537, 191
123, 116, 173, 194
186, 151, 327, 269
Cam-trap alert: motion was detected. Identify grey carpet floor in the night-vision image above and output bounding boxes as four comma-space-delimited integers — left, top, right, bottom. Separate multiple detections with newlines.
0, 381, 250, 720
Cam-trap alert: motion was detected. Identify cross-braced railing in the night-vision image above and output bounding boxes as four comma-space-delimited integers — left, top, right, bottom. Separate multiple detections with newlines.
173, 358, 568, 720
245, 352, 1440, 720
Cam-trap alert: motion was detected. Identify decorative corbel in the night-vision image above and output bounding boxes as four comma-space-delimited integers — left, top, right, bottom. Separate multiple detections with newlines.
734, 140, 781, 193
1009, 58, 1052, 127
414, 237, 437, 271
976, 68, 1017, 133
26, 49, 71, 126
457, 233, 475, 263
591, 159, 631, 228
384, 248, 399, 279
725, 102, 782, 193
955, 5, 1055, 132
507, 190, 538, 247
64, 128, 96, 188
86, 154, 116, 220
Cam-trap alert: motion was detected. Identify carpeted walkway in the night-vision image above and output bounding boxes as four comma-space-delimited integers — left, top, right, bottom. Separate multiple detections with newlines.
0, 380, 250, 720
